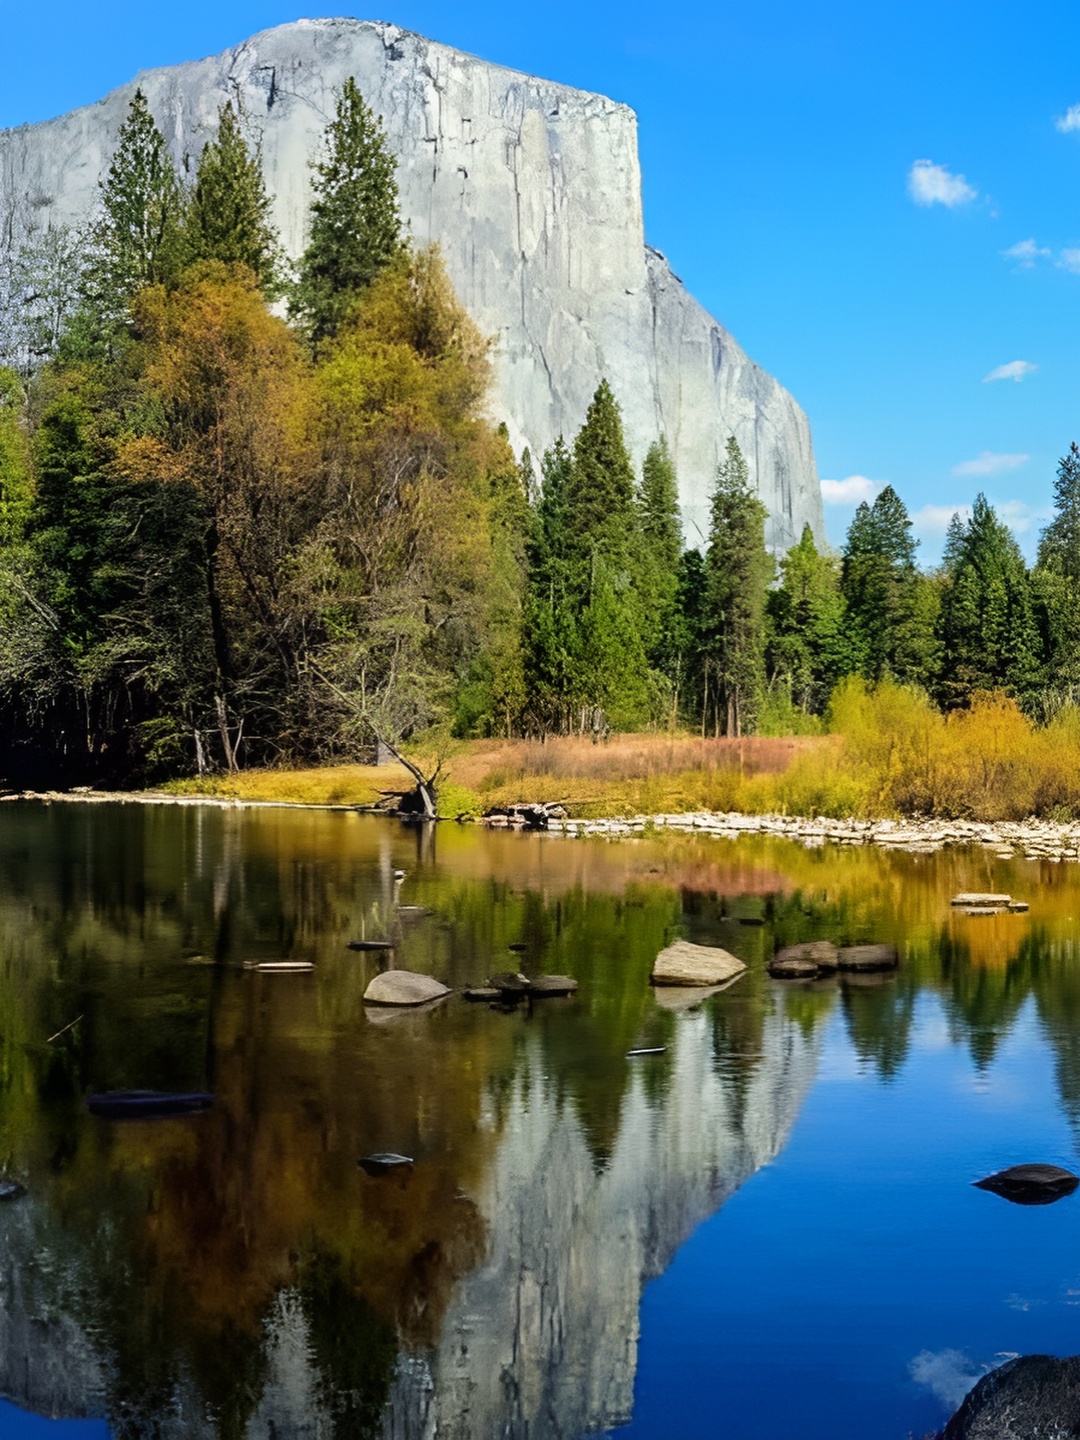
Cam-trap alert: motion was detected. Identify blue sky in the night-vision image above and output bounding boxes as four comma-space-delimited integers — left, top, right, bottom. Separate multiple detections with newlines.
1, 0, 1078, 562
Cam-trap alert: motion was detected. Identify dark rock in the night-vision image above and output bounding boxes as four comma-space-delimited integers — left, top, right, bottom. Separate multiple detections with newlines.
508, 942, 528, 952
462, 987, 501, 1002
770, 941, 839, 979
974, 1163, 1080, 1205
768, 956, 821, 979
941, 1353, 1080, 1437
0, 1178, 26, 1201
836, 944, 899, 972
359, 1152, 413, 1176
488, 971, 531, 995
529, 975, 579, 997
347, 939, 395, 951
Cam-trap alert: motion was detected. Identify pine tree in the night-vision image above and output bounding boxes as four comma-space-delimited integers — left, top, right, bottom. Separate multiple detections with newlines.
636, 437, 682, 667
937, 494, 1042, 706
291, 77, 403, 343
564, 379, 639, 581
766, 523, 850, 714
1031, 443, 1080, 695
703, 436, 771, 736
185, 102, 282, 294
1039, 442, 1080, 580
84, 89, 184, 319
841, 484, 936, 686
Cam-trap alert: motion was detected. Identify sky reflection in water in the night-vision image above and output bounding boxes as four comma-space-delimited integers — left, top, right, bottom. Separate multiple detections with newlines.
0, 802, 1079, 1439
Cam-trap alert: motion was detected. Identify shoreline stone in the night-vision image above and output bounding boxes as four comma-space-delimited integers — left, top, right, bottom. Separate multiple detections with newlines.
8, 791, 1080, 861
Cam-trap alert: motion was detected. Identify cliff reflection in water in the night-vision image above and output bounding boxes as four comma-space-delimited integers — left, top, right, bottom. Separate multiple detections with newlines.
2, 803, 1080, 1437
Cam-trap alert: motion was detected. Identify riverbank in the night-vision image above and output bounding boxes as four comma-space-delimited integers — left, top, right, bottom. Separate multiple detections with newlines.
5, 785, 1080, 860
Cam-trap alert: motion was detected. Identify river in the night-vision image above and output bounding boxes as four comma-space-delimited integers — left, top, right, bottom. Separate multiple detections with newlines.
0, 801, 1077, 1438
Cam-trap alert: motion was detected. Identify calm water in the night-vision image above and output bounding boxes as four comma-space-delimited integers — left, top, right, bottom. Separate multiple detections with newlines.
1, 802, 1079, 1439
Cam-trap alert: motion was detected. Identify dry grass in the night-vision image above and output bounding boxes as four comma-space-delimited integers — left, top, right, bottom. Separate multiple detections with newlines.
163, 762, 415, 808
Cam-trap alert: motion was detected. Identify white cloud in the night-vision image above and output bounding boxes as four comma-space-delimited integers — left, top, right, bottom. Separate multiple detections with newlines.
983, 360, 1038, 383
819, 475, 884, 506
1059, 249, 1080, 274
951, 451, 1029, 477
913, 503, 971, 536
1003, 238, 1051, 268
908, 159, 978, 208
1056, 104, 1080, 133
997, 498, 1052, 534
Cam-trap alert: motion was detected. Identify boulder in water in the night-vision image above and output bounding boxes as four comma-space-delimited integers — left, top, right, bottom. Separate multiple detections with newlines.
363, 971, 451, 1007
488, 971, 531, 997
529, 975, 579, 997
941, 1353, 1080, 1437
651, 941, 746, 987
836, 944, 899, 972
0, 1177, 26, 1201
974, 1163, 1079, 1205
769, 942, 839, 979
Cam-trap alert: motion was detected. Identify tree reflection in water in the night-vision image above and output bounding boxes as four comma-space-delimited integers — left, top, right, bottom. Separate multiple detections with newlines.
0, 803, 1077, 1435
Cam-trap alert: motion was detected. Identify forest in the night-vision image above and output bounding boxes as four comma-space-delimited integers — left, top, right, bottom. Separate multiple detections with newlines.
1, 80, 1079, 789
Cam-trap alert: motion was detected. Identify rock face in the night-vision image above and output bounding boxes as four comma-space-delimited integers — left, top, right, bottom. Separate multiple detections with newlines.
651, 940, 746, 987
0, 18, 823, 551
942, 1354, 1080, 1438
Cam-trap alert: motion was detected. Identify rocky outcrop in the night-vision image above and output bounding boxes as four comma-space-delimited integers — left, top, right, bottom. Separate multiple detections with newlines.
941, 1354, 1080, 1438
0, 18, 823, 550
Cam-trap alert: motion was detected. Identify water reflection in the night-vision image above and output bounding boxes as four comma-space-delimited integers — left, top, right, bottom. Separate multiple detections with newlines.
0, 803, 1078, 1436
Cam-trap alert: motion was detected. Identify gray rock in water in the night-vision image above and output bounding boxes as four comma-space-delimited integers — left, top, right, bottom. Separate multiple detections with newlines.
941, 1354, 1080, 1438
0, 19, 823, 552
974, 1163, 1080, 1206
651, 941, 746, 987
363, 970, 451, 1007
0, 1178, 26, 1201
769, 941, 839, 979
529, 975, 579, 997
488, 971, 531, 996
836, 944, 899, 972
462, 987, 502, 1002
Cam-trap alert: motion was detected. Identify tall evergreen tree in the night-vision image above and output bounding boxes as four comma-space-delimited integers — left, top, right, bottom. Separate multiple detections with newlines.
635, 437, 682, 668
766, 523, 851, 714
291, 77, 403, 344
841, 484, 937, 686
1033, 442, 1080, 693
937, 493, 1042, 706
84, 89, 184, 320
702, 436, 770, 736
185, 102, 282, 294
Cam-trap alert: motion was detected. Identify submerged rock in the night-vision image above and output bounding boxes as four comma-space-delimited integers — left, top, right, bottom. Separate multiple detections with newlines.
651, 941, 746, 988
363, 971, 451, 1007
0, 1178, 26, 1201
462, 987, 502, 1003
974, 1163, 1080, 1205
941, 1353, 1080, 1437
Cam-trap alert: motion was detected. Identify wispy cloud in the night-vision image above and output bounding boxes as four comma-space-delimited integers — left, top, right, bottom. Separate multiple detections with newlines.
1059, 249, 1080, 274
1056, 104, 1080, 133
820, 475, 884, 506
1003, 238, 1051, 268
908, 159, 977, 208
997, 498, 1051, 534
983, 360, 1038, 383
913, 503, 971, 536
952, 451, 1029, 477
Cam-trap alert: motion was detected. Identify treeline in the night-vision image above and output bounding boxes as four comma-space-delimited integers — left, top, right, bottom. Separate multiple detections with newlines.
1, 83, 1078, 785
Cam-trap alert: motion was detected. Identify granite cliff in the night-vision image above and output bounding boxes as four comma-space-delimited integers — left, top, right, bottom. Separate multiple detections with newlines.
0, 17, 824, 549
